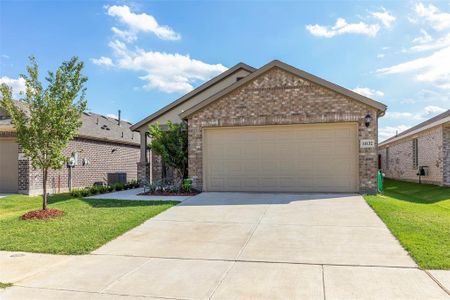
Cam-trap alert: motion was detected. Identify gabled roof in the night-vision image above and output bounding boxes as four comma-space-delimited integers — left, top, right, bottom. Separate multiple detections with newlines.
179, 60, 387, 119
130, 62, 256, 131
379, 109, 450, 146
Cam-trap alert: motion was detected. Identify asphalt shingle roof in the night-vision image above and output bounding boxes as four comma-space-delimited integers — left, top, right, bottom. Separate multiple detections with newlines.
0, 101, 139, 146
381, 109, 450, 145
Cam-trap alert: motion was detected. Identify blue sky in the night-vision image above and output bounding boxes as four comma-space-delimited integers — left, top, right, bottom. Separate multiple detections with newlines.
1, 1, 449, 141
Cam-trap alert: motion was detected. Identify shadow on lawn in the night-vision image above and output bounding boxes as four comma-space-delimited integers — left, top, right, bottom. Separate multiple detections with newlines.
47, 194, 179, 208
83, 199, 180, 208
383, 179, 450, 204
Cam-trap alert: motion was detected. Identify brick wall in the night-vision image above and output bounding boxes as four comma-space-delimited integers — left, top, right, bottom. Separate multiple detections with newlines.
442, 124, 450, 186
187, 67, 380, 194
378, 126, 444, 185
15, 137, 139, 195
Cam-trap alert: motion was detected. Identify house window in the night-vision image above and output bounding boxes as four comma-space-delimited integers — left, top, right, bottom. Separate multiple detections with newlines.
386, 147, 389, 170
412, 138, 418, 169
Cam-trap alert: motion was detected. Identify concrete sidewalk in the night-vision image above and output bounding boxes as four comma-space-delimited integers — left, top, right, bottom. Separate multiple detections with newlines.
1, 193, 448, 299
85, 188, 192, 202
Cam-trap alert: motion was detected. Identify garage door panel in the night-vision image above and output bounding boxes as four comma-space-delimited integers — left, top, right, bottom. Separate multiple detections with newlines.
0, 140, 19, 193
204, 124, 358, 192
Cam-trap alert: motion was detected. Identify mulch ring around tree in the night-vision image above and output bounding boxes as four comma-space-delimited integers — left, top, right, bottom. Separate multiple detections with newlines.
21, 209, 64, 220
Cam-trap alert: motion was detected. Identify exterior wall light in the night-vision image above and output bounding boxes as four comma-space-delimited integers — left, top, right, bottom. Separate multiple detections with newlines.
364, 113, 372, 128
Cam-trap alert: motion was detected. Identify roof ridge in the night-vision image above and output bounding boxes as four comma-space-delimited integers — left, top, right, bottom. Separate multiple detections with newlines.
380, 109, 450, 145
179, 60, 387, 119
130, 62, 256, 131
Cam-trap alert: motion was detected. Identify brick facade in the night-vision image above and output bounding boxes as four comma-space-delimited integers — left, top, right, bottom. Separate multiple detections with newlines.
379, 125, 447, 185
444, 125, 450, 186
187, 67, 380, 194
1, 133, 139, 195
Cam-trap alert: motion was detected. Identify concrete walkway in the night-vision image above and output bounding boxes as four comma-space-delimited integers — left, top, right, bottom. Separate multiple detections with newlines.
85, 187, 192, 202
1, 193, 449, 299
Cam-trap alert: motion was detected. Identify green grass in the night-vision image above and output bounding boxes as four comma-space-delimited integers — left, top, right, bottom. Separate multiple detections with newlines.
364, 179, 450, 270
0, 282, 13, 289
0, 194, 178, 255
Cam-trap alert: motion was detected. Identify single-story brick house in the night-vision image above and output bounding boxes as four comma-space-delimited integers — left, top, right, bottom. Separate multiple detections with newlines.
131, 60, 387, 194
378, 109, 450, 186
0, 104, 140, 195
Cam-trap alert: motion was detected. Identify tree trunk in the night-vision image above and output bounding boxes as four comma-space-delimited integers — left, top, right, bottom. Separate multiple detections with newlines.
42, 168, 48, 210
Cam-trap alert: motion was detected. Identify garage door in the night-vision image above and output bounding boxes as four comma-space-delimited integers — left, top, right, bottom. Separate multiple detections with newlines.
203, 123, 358, 192
0, 140, 19, 193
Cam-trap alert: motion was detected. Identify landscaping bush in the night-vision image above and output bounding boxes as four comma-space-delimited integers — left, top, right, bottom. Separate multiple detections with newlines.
70, 189, 83, 198
69, 181, 139, 198
182, 178, 193, 193
110, 183, 125, 191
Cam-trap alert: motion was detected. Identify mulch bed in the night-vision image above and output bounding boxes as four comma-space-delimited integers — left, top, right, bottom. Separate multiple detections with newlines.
21, 209, 64, 220
138, 191, 199, 196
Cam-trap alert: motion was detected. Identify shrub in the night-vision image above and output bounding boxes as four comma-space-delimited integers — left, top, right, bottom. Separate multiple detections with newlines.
113, 183, 125, 191
89, 186, 100, 195
124, 180, 139, 189
80, 188, 90, 197
70, 188, 83, 198
98, 185, 108, 194
182, 178, 193, 193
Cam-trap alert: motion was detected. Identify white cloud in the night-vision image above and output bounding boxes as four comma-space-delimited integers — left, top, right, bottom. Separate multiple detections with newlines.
106, 5, 180, 42
377, 46, 450, 89
0, 76, 26, 97
108, 40, 227, 93
352, 87, 384, 98
379, 125, 410, 141
377, 53, 385, 58
412, 29, 433, 44
424, 105, 446, 115
415, 2, 450, 31
384, 105, 446, 120
418, 88, 450, 104
106, 113, 129, 122
306, 18, 380, 38
91, 56, 114, 67
371, 8, 396, 28
409, 32, 450, 52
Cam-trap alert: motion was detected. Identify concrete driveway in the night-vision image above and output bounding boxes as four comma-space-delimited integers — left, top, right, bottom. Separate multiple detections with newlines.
2, 193, 448, 299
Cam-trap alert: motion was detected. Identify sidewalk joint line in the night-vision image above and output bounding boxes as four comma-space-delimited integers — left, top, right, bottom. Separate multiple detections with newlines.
424, 269, 450, 296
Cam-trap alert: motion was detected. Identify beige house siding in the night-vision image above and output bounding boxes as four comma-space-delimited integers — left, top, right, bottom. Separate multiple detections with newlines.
379, 126, 444, 185
187, 67, 380, 194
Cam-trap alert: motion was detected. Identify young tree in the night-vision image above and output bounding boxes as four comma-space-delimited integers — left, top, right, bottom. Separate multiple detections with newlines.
149, 121, 188, 180
0, 56, 87, 210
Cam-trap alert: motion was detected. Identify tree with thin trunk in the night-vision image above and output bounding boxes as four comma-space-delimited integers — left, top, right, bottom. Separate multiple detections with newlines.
0, 56, 87, 210
149, 121, 188, 180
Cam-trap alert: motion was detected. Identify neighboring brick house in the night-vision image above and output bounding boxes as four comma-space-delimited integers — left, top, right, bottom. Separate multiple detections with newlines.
0, 105, 140, 195
131, 60, 386, 194
378, 110, 450, 186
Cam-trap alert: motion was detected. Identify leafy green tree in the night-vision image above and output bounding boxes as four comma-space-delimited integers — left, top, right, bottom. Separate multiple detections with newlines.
149, 121, 188, 180
0, 56, 87, 210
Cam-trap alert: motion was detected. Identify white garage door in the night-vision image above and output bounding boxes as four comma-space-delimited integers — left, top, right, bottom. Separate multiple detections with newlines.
203, 123, 358, 192
0, 139, 19, 193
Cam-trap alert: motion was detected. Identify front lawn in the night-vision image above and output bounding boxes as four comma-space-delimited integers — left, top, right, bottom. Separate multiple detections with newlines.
0, 194, 178, 255
364, 179, 450, 270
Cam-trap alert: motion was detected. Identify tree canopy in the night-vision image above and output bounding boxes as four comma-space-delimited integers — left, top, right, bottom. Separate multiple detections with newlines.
0, 56, 87, 210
